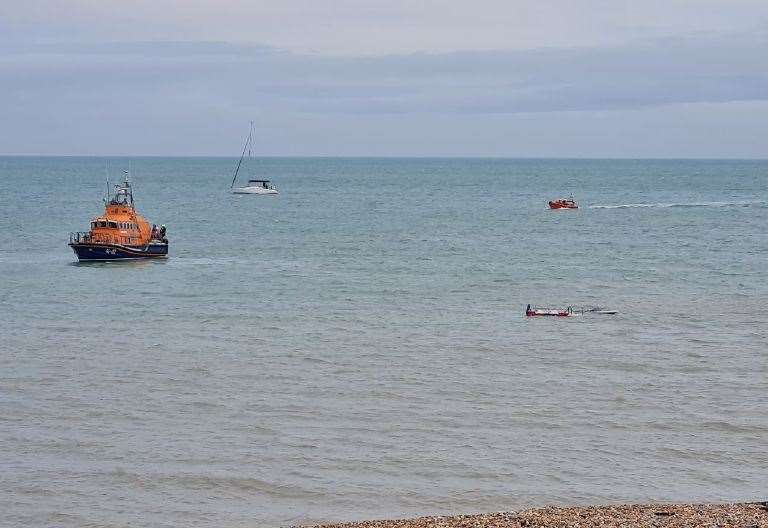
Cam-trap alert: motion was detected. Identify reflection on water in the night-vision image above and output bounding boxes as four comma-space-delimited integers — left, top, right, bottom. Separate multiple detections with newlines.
69, 258, 168, 269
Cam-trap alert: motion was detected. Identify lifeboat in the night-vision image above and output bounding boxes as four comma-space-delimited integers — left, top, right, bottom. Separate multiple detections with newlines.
549, 197, 578, 209
68, 172, 168, 261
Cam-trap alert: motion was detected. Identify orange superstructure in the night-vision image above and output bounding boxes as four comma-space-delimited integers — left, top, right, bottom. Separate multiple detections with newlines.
87, 201, 153, 246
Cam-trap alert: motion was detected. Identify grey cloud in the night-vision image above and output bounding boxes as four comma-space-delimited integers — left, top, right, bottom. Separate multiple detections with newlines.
2, 32, 766, 119
3, 1, 768, 55
1, 32, 767, 156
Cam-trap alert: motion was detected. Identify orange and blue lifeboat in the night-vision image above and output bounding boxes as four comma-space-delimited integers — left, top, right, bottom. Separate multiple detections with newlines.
68, 175, 168, 261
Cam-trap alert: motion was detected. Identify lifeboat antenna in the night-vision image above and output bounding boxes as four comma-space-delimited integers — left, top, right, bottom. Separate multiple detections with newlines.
122, 168, 134, 207
104, 163, 110, 204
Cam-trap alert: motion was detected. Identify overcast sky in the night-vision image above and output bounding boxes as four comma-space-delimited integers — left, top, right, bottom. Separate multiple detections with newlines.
1, 1, 767, 157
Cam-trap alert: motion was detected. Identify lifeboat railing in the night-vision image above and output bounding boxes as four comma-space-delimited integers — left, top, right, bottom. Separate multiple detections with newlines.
69, 232, 92, 244
69, 232, 145, 246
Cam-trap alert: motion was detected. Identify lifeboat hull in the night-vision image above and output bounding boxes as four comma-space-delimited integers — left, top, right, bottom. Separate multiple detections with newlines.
69, 242, 168, 261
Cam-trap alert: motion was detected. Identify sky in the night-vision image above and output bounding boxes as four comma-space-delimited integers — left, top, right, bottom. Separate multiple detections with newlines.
1, 1, 767, 157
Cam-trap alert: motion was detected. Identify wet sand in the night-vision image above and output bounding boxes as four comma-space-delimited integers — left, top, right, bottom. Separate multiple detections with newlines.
304, 503, 768, 528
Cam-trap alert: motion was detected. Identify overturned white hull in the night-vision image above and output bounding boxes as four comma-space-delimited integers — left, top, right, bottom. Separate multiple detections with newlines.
232, 186, 278, 195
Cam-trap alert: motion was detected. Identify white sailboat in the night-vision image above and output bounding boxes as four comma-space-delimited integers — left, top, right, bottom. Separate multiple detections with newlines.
230, 121, 278, 195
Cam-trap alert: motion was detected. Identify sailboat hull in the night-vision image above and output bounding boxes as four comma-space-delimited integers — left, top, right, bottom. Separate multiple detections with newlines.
232, 186, 278, 195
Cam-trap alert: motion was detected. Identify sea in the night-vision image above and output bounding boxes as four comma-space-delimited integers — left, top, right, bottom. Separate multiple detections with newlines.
1, 157, 766, 527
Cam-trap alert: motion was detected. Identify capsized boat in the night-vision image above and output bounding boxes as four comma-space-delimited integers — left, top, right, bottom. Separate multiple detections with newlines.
68, 172, 168, 261
526, 304, 572, 317
587, 307, 618, 315
525, 304, 617, 317
549, 197, 578, 209
230, 121, 278, 195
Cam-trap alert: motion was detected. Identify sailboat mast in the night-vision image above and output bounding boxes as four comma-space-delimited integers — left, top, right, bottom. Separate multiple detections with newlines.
248, 120, 253, 158
230, 121, 254, 189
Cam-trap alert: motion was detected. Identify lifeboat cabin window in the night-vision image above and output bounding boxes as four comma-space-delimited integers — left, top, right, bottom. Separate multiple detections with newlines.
108, 222, 118, 228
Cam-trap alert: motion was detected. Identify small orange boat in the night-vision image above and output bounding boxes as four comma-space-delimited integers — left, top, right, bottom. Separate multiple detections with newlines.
549, 197, 578, 209
68, 172, 168, 261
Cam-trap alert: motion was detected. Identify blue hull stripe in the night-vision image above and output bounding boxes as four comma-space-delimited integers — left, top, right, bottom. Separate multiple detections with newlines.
69, 243, 168, 261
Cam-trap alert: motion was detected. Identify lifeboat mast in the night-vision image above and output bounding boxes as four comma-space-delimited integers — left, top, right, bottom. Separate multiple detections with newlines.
108, 170, 135, 208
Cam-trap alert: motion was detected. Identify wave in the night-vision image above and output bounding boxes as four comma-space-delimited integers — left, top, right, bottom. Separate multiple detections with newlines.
107, 468, 325, 499
589, 200, 766, 209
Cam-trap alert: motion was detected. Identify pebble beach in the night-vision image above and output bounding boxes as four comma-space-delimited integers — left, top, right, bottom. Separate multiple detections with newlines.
305, 503, 768, 528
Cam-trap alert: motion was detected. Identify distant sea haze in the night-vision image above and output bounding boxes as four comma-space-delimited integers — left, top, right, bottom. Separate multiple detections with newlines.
1, 157, 766, 527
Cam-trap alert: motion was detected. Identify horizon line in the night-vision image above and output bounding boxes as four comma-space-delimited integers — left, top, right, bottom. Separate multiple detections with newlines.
2, 154, 767, 161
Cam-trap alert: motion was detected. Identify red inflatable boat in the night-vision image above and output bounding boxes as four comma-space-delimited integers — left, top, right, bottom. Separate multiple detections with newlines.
549, 198, 578, 209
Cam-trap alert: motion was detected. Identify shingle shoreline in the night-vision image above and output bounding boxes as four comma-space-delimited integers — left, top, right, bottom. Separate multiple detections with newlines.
301, 502, 768, 528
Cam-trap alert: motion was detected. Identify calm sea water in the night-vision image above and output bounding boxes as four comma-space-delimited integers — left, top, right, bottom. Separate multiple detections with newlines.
1, 157, 767, 527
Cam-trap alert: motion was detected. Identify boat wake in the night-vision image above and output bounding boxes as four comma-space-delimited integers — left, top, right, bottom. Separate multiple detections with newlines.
589, 200, 766, 209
